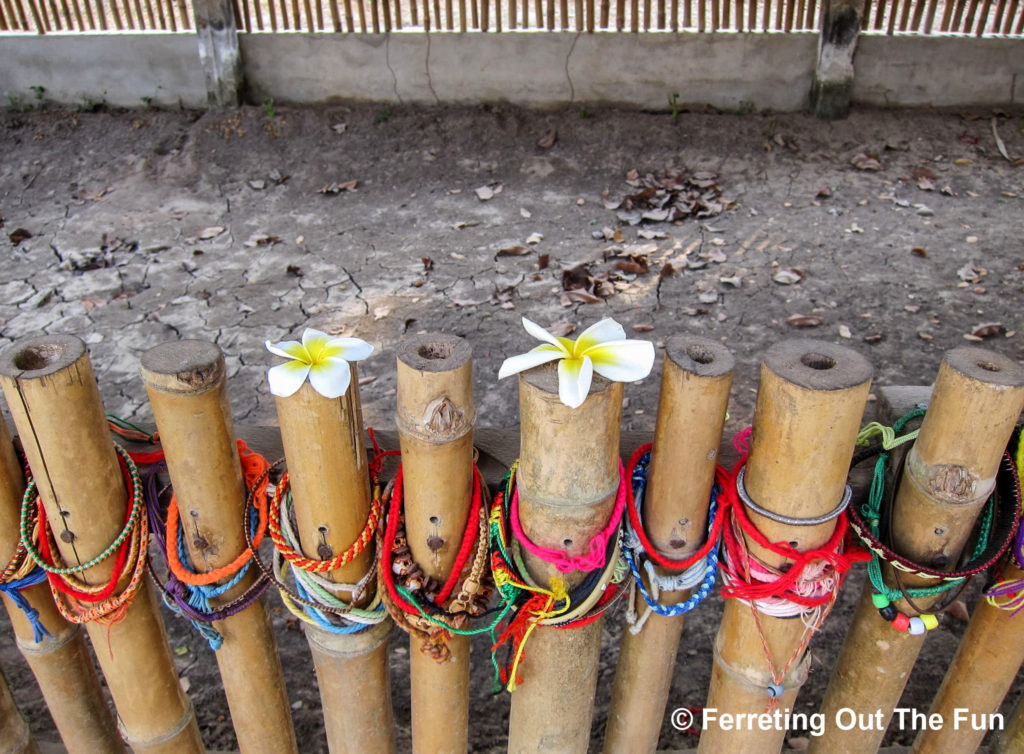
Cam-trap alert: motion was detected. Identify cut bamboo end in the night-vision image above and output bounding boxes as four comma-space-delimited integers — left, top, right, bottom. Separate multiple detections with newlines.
893, 347, 1024, 567
746, 339, 873, 561
141, 340, 298, 754
396, 333, 475, 579
517, 362, 623, 589
0, 335, 203, 753
274, 372, 373, 591
604, 337, 733, 754
646, 336, 733, 557
396, 333, 475, 753
699, 339, 871, 753
0, 335, 125, 582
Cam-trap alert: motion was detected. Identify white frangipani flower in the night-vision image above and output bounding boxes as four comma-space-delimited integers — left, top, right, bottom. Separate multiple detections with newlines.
498, 317, 655, 409
265, 328, 373, 399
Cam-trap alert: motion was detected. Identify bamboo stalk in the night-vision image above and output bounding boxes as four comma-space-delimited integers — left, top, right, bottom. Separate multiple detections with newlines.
178, 0, 189, 29
239, 0, 251, 32
586, 0, 592, 29
0, 414, 122, 753
141, 341, 298, 754
558, 0, 564, 28
289, 0, 299, 31
444, 0, 450, 29
698, 340, 873, 753
1014, 0, 1023, 32
342, 0, 351, 30
575, 0, 581, 31
327, 0, 338, 32
979, 0, 995, 32
274, 362, 395, 754
49, 0, 63, 30
421, 0, 428, 32
913, 559, 1024, 753
6, 0, 25, 30
924, 0, 939, 31
720, 0, 727, 27
964, 0, 981, 33
140, 0, 154, 30
152, 0, 165, 31
0, 335, 204, 754
395, 335, 476, 754
630, 0, 637, 31
669, 0, 675, 29
604, 338, 733, 754
615, 0, 621, 29
912, 0, 927, 31
25, 0, 45, 32
886, 0, 897, 32
432, 0, 440, 30
381, 0, 392, 32
940, 0, 954, 30
163, 0, 175, 32
506, 364, 624, 754
493, 0, 499, 30
710, 0, 717, 29
0, 1, 8, 28
810, 347, 1024, 754
394, 0, 402, 30
999, 0, 1015, 33
1000, 697, 1024, 752
0, 665, 38, 754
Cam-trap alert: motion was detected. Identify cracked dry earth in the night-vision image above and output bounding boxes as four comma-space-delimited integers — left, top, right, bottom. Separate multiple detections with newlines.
1, 103, 1024, 752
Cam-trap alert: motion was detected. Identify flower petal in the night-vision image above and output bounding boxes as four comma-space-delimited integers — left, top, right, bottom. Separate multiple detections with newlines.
322, 337, 374, 363
267, 360, 311, 398
498, 345, 564, 379
522, 317, 568, 351
308, 357, 352, 399
574, 318, 627, 354
301, 328, 333, 362
557, 356, 593, 409
266, 339, 308, 362
586, 340, 656, 383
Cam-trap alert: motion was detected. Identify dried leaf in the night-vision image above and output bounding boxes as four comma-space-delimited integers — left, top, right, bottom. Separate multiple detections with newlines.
815, 186, 833, 199
9, 228, 32, 245
537, 254, 550, 270
318, 180, 358, 194
198, 226, 225, 240
358, 375, 377, 386
850, 153, 883, 171
917, 177, 936, 192
632, 324, 654, 332
786, 314, 823, 328
698, 291, 719, 304
911, 247, 928, 258
286, 264, 303, 277
475, 185, 495, 201
659, 263, 676, 279
562, 265, 593, 291
520, 208, 532, 218
560, 290, 603, 305
496, 245, 530, 257
970, 322, 1004, 339
773, 267, 804, 285
838, 324, 852, 339
373, 306, 391, 321
526, 232, 543, 245
957, 263, 984, 283
537, 130, 558, 149
638, 229, 667, 239
331, 122, 347, 134
992, 118, 1012, 162
421, 257, 434, 271
549, 321, 576, 337
719, 275, 742, 288
615, 262, 647, 275
864, 333, 884, 343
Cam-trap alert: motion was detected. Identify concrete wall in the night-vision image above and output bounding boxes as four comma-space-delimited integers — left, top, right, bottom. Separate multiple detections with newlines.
0, 33, 206, 108
853, 35, 1024, 107
241, 31, 818, 110
0, 29, 1021, 111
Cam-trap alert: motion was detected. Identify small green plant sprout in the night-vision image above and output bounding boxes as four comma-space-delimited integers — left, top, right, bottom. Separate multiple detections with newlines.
30, 86, 45, 103
262, 96, 276, 118
140, 95, 154, 108
668, 92, 681, 120
578, 107, 594, 119
374, 108, 392, 124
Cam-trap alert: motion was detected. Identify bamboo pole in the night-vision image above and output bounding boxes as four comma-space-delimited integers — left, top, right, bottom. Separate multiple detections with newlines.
273, 360, 395, 754
0, 664, 39, 754
0, 335, 203, 754
698, 340, 872, 753
604, 337, 733, 754
506, 362, 623, 754
1000, 695, 1024, 752
913, 559, 1024, 753
140, 340, 298, 754
811, 346, 1024, 754
0, 415, 122, 754
395, 334, 475, 754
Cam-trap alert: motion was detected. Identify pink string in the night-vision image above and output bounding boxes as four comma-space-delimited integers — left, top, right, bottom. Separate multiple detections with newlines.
510, 461, 626, 573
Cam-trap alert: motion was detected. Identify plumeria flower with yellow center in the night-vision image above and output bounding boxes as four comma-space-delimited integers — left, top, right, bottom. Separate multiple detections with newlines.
498, 317, 655, 409
266, 328, 373, 399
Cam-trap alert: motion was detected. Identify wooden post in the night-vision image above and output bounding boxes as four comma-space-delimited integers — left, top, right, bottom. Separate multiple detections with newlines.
0, 415, 122, 753
604, 337, 733, 754
273, 360, 395, 754
395, 334, 475, 754
0, 335, 204, 754
194, 0, 244, 106
140, 340, 298, 754
810, 0, 862, 119
698, 340, 872, 752
811, 347, 1024, 753
506, 362, 623, 754
0, 664, 39, 754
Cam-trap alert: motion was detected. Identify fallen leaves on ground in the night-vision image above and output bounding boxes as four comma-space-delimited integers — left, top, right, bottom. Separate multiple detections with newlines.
9, 228, 32, 245
850, 153, 883, 171
966, 322, 1004, 340
496, 245, 530, 258
605, 167, 734, 226
786, 314, 823, 328
773, 267, 803, 285
537, 130, 558, 149
475, 184, 503, 201
318, 180, 358, 195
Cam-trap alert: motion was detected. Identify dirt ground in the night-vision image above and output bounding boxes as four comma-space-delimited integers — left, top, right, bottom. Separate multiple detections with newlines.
1, 101, 1023, 752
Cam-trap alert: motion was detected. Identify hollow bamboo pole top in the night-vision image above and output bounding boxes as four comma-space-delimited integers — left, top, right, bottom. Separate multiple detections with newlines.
746, 339, 873, 562
517, 362, 623, 589
140, 341, 249, 579
396, 333, 475, 580
274, 365, 373, 594
645, 336, 733, 558
0, 335, 125, 582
